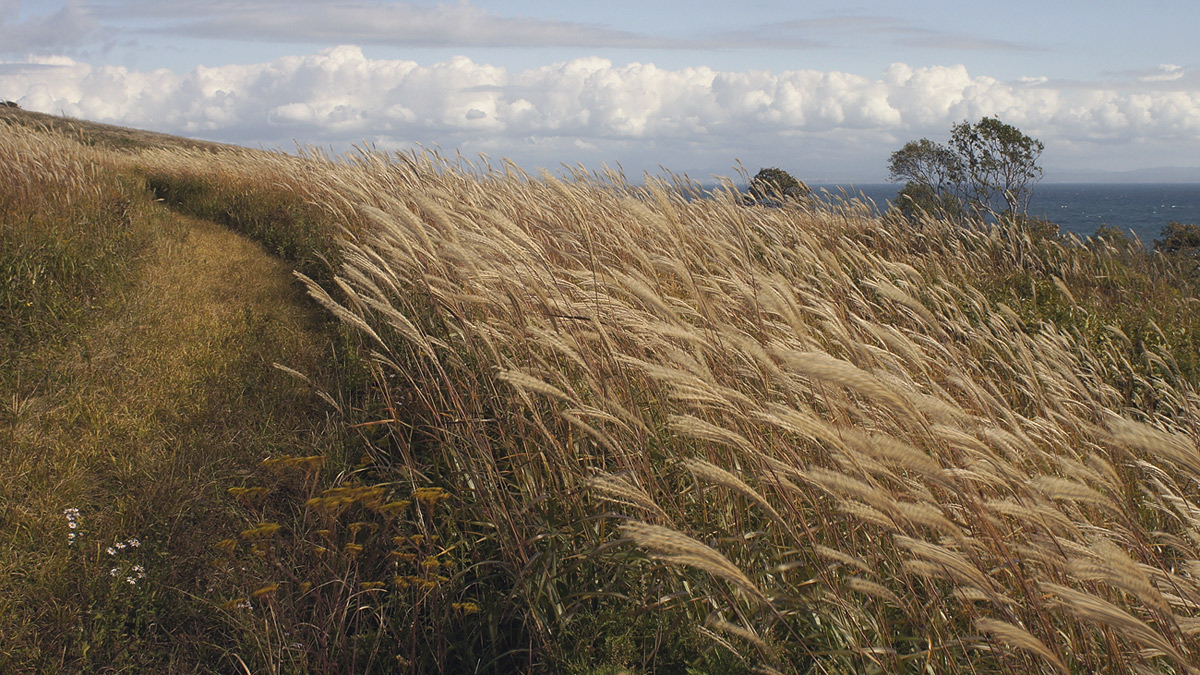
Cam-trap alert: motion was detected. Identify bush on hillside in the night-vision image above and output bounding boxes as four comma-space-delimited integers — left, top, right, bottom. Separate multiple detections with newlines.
1155, 221, 1200, 255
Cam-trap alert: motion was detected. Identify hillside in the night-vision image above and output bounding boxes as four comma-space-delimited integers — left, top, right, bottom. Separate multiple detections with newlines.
3, 110, 1200, 673
0, 105, 234, 152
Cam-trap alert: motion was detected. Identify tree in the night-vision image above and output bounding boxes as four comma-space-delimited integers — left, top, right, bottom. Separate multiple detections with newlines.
888, 138, 961, 196
892, 181, 964, 222
1155, 222, 1200, 255
950, 116, 1044, 218
888, 139, 963, 219
889, 117, 1044, 221
747, 167, 811, 205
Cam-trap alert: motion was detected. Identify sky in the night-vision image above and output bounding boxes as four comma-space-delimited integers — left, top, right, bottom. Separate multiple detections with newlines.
2, 0, 1199, 183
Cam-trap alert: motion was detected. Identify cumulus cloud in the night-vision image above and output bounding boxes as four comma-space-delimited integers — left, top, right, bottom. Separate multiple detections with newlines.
3, 46, 1199, 177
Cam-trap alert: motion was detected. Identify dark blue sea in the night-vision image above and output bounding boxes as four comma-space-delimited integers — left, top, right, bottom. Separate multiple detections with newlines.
809, 183, 1200, 246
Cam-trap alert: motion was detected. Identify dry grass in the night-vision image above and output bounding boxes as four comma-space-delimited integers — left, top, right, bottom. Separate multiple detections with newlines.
0, 122, 353, 671
268, 149, 1200, 672
5, 110, 1200, 672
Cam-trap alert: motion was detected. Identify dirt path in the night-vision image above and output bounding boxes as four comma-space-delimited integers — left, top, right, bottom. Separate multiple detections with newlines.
1, 206, 339, 668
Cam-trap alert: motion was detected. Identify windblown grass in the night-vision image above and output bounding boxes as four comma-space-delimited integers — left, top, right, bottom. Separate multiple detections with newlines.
278, 149, 1200, 673
5, 108, 1200, 672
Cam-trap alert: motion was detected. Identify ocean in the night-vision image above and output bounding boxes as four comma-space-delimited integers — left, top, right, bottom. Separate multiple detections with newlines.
808, 183, 1200, 246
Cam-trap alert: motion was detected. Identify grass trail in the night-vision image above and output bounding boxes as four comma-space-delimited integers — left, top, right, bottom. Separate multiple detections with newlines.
1, 204, 338, 669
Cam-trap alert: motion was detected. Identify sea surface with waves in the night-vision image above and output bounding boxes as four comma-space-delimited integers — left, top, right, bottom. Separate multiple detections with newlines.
809, 183, 1200, 246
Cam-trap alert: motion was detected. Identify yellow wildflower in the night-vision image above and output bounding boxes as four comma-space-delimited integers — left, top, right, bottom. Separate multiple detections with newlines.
413, 487, 450, 508
239, 522, 282, 539
375, 500, 411, 516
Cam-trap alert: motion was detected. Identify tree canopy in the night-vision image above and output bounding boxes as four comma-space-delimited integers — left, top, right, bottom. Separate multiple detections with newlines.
889, 117, 1043, 221
747, 167, 811, 205
1156, 222, 1200, 255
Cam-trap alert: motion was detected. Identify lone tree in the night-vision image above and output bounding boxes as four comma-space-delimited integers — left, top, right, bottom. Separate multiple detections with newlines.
889, 116, 1043, 221
747, 167, 811, 205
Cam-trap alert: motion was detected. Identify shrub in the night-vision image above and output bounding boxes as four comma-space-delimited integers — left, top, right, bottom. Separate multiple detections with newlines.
1155, 221, 1200, 255
746, 167, 811, 205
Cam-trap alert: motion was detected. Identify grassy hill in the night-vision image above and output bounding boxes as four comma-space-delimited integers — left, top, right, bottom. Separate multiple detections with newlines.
3, 107, 1200, 673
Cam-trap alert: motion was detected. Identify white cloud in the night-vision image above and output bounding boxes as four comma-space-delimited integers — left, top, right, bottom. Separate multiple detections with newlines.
1141, 64, 1185, 83
4, 46, 1199, 178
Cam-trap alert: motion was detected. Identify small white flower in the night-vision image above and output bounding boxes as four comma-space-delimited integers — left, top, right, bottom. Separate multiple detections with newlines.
125, 577, 137, 585
114, 542, 126, 550
110, 567, 119, 577
106, 547, 116, 555
126, 538, 141, 548
68, 522, 78, 529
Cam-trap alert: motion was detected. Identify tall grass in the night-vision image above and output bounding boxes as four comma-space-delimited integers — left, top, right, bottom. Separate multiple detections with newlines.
272, 149, 1200, 672
5, 109, 1200, 672
0, 120, 150, 361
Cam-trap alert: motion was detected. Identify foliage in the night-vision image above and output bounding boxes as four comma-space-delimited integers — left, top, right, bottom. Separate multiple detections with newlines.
1154, 221, 1200, 282
889, 116, 1044, 220
893, 179, 964, 221
746, 167, 811, 205
951, 116, 1044, 216
1155, 221, 1200, 255
1093, 224, 1138, 248
888, 138, 961, 197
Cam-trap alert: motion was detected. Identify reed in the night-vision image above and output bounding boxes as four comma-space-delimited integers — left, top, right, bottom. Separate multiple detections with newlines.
288, 146, 1200, 672
6, 110, 1200, 671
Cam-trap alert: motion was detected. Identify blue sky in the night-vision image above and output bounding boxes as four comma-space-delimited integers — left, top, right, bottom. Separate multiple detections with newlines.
3, 0, 1199, 181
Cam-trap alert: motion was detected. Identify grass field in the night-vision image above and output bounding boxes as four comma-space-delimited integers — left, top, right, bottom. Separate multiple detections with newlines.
3, 106, 1200, 673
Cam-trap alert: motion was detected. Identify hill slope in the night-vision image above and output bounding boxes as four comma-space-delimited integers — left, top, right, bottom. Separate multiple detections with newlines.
1, 110, 356, 670
3, 110, 1200, 673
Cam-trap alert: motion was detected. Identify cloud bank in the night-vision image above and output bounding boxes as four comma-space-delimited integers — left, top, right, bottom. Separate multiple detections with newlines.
3, 45, 1198, 179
